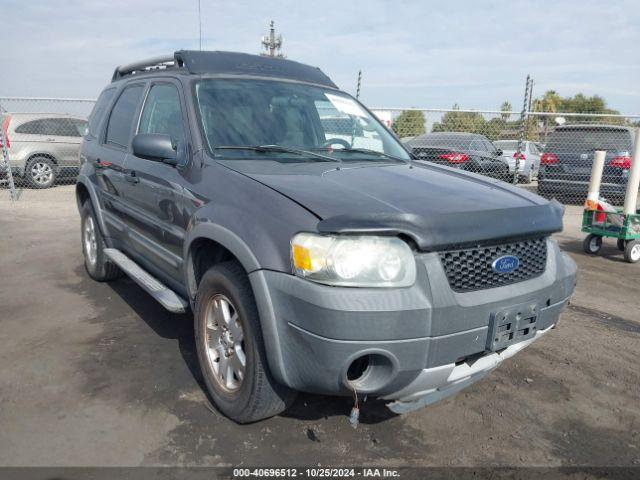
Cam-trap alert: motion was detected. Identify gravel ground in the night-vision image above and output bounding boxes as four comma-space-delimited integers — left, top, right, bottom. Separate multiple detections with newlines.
0, 185, 638, 468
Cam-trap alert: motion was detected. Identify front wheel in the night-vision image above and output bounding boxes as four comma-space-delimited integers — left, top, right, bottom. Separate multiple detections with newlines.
624, 240, 640, 263
583, 234, 602, 255
194, 261, 296, 423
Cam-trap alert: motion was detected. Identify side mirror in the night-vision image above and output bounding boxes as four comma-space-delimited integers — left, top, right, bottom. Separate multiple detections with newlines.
132, 133, 178, 165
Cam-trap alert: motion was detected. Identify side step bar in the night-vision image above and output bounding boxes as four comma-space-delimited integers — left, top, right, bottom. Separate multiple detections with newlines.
104, 248, 189, 313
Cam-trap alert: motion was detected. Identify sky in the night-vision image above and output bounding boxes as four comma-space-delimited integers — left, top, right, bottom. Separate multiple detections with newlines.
1, 0, 639, 114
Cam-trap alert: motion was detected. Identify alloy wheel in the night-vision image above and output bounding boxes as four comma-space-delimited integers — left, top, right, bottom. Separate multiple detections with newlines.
203, 294, 246, 392
83, 215, 98, 267
31, 161, 53, 186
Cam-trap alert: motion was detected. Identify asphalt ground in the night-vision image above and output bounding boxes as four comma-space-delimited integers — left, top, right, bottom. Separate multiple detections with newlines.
0, 186, 638, 468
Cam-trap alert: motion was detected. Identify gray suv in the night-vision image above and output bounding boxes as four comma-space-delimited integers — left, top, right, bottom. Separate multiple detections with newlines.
1, 113, 87, 188
76, 51, 576, 423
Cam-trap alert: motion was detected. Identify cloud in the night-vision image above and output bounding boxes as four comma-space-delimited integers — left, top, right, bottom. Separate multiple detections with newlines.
0, 0, 638, 114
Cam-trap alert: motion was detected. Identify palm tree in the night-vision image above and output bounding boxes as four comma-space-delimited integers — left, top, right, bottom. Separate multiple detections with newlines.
500, 101, 512, 122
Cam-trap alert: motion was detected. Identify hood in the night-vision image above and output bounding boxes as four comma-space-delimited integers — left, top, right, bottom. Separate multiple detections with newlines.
220, 160, 564, 250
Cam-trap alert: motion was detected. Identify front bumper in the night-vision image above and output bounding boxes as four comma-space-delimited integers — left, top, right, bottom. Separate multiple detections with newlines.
384, 322, 557, 413
249, 239, 576, 409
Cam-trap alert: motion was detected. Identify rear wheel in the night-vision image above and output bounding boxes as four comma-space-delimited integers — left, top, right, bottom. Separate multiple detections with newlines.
624, 240, 640, 263
25, 156, 56, 189
583, 234, 602, 255
194, 261, 296, 423
617, 239, 626, 251
80, 201, 121, 281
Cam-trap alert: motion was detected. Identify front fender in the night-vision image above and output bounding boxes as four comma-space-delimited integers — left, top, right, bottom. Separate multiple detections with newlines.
183, 221, 262, 278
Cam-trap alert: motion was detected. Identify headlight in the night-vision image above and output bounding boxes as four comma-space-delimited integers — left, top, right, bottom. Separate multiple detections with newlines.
291, 233, 416, 287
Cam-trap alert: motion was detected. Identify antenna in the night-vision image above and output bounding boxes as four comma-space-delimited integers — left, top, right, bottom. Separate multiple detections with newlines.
261, 20, 284, 58
198, 0, 202, 50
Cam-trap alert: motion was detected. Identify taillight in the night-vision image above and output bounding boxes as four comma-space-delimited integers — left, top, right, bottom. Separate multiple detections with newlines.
438, 152, 469, 164
513, 152, 526, 160
609, 156, 631, 169
540, 153, 558, 165
0, 115, 10, 149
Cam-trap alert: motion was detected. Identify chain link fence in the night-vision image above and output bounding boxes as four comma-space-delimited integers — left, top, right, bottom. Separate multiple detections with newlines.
1, 96, 639, 208
0, 98, 95, 199
373, 108, 640, 207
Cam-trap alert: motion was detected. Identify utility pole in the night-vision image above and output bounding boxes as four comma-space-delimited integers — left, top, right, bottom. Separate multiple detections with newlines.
514, 75, 533, 184
198, 0, 202, 51
261, 21, 284, 58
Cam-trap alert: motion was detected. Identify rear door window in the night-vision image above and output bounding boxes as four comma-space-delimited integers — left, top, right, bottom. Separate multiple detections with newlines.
469, 137, 485, 151
481, 138, 496, 153
87, 88, 116, 138
105, 84, 145, 149
15, 119, 48, 135
14, 118, 71, 136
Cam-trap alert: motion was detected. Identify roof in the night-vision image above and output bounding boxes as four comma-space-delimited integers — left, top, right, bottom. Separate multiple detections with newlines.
555, 123, 633, 131
417, 132, 482, 137
112, 50, 338, 89
2, 113, 85, 120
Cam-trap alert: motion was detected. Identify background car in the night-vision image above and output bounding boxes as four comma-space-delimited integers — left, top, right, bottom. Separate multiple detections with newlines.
537, 124, 635, 204
494, 140, 541, 183
404, 132, 510, 181
0, 113, 87, 188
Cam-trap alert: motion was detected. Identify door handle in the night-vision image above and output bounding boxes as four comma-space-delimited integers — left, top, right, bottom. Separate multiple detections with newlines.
95, 159, 112, 169
125, 171, 139, 184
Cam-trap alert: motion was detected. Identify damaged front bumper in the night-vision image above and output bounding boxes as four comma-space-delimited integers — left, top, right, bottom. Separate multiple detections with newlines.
249, 238, 577, 413
382, 322, 557, 413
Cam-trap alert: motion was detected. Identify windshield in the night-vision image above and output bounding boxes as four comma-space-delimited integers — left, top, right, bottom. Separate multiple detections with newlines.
194, 79, 410, 161
494, 141, 518, 150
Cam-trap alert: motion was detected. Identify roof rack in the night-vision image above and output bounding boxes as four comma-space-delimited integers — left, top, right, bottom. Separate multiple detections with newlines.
110, 50, 337, 88
111, 53, 185, 82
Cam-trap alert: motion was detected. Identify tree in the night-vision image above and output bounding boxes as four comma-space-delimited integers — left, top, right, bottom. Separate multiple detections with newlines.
532, 90, 624, 141
431, 104, 502, 141
500, 101, 512, 121
392, 110, 426, 138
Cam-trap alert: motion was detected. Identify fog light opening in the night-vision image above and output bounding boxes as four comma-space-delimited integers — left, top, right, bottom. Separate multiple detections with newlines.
345, 353, 395, 392
347, 355, 370, 382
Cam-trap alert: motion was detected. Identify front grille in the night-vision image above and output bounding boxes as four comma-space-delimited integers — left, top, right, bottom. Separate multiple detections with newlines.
438, 237, 547, 292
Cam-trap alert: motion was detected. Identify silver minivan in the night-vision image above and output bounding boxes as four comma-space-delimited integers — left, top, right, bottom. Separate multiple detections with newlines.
1, 113, 87, 188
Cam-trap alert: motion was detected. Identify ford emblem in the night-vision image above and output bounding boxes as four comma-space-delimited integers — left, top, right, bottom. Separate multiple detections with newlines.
492, 255, 520, 274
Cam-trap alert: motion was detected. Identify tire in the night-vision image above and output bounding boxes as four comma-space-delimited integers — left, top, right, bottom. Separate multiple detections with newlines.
583, 234, 602, 255
194, 261, 296, 423
80, 201, 121, 281
624, 240, 640, 263
25, 156, 57, 189
617, 239, 626, 252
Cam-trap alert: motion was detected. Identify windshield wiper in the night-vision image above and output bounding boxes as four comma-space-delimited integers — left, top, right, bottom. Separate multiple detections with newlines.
214, 145, 341, 164
312, 147, 411, 164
